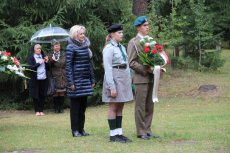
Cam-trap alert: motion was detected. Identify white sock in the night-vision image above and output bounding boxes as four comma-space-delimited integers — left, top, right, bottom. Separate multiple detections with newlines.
110, 129, 118, 136
117, 128, 123, 135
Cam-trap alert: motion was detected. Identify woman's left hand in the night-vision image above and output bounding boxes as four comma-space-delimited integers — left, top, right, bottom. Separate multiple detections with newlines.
44, 56, 49, 63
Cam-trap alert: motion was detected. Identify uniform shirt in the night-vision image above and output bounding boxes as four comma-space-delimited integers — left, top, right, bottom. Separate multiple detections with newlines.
137, 33, 144, 39
34, 54, 47, 80
103, 39, 128, 90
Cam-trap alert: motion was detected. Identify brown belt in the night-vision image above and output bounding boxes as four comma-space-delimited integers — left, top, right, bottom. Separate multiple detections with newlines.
113, 64, 127, 69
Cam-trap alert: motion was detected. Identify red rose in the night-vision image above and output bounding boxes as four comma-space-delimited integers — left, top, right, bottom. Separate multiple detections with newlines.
2, 51, 11, 57
13, 57, 20, 65
155, 45, 160, 49
152, 49, 157, 54
144, 46, 150, 53
155, 45, 163, 51
158, 45, 163, 51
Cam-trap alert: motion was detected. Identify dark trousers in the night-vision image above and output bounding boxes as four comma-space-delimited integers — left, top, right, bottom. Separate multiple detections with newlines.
70, 96, 88, 132
33, 80, 46, 112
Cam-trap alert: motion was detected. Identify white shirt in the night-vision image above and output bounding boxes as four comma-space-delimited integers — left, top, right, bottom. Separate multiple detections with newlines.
34, 54, 47, 80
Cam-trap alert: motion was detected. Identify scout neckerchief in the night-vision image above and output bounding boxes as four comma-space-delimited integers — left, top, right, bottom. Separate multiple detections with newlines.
110, 41, 126, 61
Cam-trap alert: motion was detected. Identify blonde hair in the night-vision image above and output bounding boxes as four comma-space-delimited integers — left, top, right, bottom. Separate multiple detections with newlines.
69, 25, 86, 39
34, 44, 41, 50
104, 34, 111, 47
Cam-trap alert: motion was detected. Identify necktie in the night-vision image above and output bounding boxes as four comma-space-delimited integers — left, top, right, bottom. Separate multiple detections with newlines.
118, 44, 126, 61
54, 52, 60, 60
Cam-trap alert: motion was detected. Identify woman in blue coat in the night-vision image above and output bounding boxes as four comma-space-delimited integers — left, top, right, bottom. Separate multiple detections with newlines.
66, 25, 95, 137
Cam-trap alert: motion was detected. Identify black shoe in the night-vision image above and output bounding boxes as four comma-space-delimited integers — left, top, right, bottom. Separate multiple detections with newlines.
58, 96, 65, 113
72, 130, 82, 137
137, 135, 150, 140
147, 132, 160, 138
81, 129, 90, 136
110, 135, 126, 143
118, 135, 132, 142
54, 109, 59, 113
59, 108, 64, 113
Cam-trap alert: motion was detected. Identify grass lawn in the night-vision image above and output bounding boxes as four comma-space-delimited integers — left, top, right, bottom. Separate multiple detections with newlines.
0, 50, 229, 153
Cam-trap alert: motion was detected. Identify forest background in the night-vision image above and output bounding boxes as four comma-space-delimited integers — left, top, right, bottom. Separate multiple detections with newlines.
0, 0, 229, 109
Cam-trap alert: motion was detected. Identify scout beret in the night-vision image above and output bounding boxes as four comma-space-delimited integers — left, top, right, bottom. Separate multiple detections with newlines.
133, 16, 148, 26
107, 24, 123, 33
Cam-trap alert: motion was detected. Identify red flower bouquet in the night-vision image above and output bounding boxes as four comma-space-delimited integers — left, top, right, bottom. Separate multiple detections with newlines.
139, 36, 170, 70
138, 36, 170, 103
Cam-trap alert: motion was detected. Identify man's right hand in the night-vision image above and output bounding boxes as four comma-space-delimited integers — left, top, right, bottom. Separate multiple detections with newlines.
147, 67, 153, 74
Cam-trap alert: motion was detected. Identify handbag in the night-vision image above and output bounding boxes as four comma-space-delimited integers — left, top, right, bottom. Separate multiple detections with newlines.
47, 77, 56, 96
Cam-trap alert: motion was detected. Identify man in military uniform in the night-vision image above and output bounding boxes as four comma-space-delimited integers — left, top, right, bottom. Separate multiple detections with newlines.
127, 16, 160, 140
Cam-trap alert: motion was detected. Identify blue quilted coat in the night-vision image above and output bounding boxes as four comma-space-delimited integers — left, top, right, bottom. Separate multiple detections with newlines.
65, 38, 95, 97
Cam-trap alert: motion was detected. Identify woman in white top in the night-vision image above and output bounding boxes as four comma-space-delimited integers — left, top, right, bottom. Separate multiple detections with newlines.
28, 44, 49, 116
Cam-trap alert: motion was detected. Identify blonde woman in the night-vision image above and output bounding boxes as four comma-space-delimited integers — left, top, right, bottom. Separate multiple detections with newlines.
102, 24, 133, 143
66, 25, 95, 137
27, 44, 49, 116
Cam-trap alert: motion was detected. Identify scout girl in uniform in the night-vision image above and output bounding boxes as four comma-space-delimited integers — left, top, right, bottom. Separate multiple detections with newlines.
102, 24, 133, 143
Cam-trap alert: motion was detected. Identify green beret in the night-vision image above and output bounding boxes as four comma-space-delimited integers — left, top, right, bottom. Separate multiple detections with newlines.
133, 16, 148, 26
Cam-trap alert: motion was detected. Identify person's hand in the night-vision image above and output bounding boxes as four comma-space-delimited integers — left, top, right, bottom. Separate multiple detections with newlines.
70, 84, 75, 91
52, 54, 58, 61
160, 68, 165, 77
110, 89, 117, 97
147, 67, 153, 74
92, 84, 95, 88
44, 56, 49, 63
39, 59, 45, 64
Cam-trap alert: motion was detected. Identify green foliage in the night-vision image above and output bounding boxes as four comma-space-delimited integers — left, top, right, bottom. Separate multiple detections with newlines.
200, 51, 225, 71
0, 0, 134, 109
147, 0, 226, 70
0, 0, 229, 109
171, 50, 225, 71
170, 56, 195, 70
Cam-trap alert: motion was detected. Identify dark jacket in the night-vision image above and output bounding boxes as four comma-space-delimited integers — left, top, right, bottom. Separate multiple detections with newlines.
65, 38, 95, 97
27, 54, 48, 98
47, 51, 66, 90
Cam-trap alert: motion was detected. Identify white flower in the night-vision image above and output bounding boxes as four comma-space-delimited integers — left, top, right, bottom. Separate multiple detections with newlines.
15, 71, 25, 77
7, 65, 18, 71
150, 41, 157, 45
140, 38, 145, 43
148, 37, 154, 41
1, 55, 8, 61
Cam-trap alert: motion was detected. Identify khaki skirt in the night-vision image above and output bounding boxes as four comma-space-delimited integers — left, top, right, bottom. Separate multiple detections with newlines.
102, 68, 133, 103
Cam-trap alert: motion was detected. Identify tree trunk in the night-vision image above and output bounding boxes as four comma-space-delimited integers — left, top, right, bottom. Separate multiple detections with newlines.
198, 31, 202, 66
174, 46, 180, 57
132, 0, 150, 16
